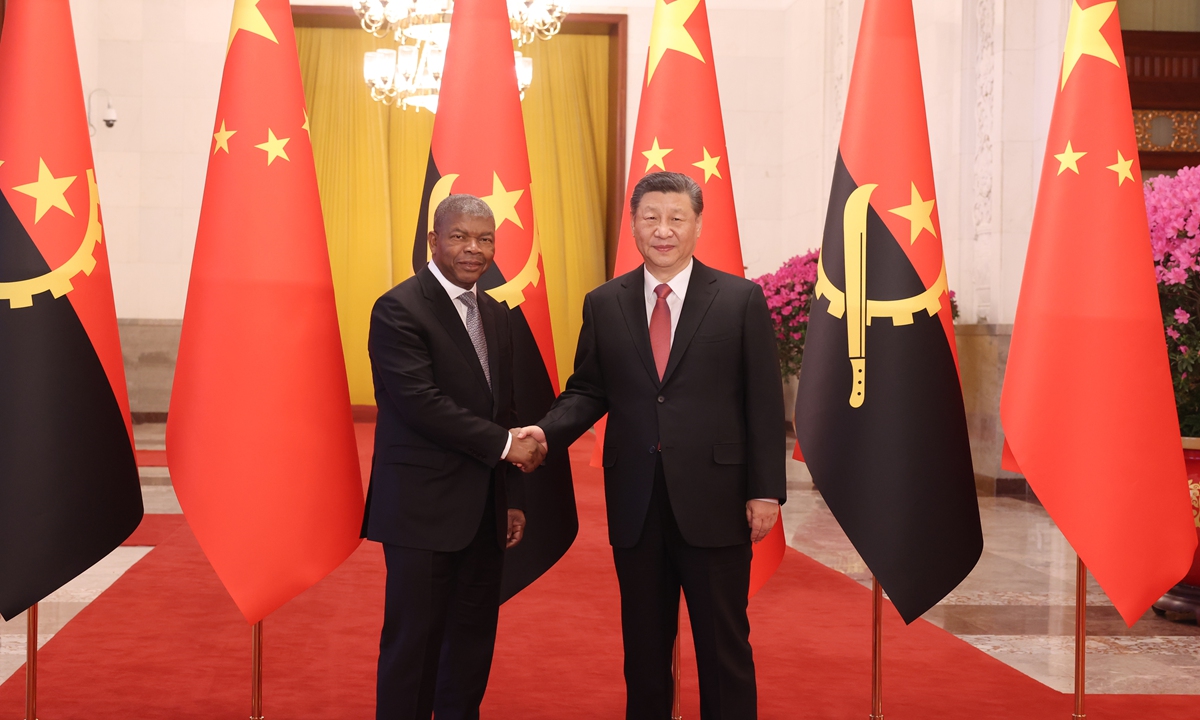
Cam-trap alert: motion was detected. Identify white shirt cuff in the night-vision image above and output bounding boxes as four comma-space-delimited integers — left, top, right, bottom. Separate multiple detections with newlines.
752, 498, 780, 504
500, 431, 513, 460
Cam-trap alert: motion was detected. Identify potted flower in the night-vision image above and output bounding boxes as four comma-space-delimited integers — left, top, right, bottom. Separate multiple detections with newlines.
752, 250, 819, 422
1145, 166, 1200, 619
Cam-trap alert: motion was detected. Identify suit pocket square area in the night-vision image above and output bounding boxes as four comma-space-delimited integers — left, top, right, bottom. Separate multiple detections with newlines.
712, 443, 746, 465
377, 445, 448, 469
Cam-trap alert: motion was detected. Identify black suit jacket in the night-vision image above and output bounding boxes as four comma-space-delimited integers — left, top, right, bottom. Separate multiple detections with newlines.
362, 266, 523, 552
540, 260, 785, 549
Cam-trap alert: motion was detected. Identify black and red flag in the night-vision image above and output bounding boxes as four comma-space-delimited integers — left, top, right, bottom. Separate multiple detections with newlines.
0, 0, 143, 620
410, 0, 576, 600
794, 0, 982, 623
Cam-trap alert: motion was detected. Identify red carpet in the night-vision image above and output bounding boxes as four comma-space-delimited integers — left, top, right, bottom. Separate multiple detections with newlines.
2, 431, 1194, 718
134, 449, 167, 467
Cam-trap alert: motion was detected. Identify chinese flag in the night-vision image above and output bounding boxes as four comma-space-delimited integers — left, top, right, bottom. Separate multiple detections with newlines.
1000, 0, 1197, 625
593, 0, 783, 595
167, 0, 364, 624
0, 0, 142, 620
410, 0, 577, 601
794, 0, 982, 623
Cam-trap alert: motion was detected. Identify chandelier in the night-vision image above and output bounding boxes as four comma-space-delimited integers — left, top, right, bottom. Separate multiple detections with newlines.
354, 0, 566, 113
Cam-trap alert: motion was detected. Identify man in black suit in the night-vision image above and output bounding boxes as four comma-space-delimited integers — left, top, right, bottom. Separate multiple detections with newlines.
520, 172, 786, 719
363, 194, 546, 720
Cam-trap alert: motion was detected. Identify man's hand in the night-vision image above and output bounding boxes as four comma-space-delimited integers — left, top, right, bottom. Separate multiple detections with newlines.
506, 509, 526, 549
515, 425, 548, 455
506, 430, 546, 472
746, 500, 779, 544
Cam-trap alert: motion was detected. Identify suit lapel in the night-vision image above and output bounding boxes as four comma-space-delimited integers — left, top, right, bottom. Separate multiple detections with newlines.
661, 261, 719, 386
618, 269, 662, 386
479, 296, 502, 417
419, 268, 492, 398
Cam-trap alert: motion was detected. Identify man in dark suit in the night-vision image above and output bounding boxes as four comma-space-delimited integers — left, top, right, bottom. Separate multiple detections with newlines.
363, 194, 546, 720
520, 172, 786, 719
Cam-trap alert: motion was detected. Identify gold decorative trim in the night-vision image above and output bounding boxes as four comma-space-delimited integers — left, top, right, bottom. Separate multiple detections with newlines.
1134, 110, 1200, 153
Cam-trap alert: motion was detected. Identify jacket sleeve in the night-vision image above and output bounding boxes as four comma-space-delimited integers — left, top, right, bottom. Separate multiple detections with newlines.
368, 293, 511, 467
743, 284, 787, 503
540, 293, 609, 452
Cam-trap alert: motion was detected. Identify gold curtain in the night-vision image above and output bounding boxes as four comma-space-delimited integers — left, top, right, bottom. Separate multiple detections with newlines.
297, 27, 610, 403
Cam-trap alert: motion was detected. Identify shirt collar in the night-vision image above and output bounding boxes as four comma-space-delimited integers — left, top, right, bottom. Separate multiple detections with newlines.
428, 260, 476, 301
644, 258, 695, 302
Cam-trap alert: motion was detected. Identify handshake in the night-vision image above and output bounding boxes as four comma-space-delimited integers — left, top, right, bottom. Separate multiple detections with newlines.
506, 426, 548, 473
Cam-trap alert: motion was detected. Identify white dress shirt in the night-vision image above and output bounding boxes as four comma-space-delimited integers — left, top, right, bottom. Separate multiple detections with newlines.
641, 259, 777, 505
427, 261, 512, 460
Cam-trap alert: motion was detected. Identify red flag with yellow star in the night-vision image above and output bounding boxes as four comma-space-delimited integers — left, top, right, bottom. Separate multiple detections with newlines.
794, 0, 982, 623
1001, 0, 1197, 625
409, 0, 577, 601
591, 0, 784, 595
0, 0, 142, 621
167, 0, 364, 624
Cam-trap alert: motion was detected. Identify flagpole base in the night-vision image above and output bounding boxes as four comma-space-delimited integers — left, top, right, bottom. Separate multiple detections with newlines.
25, 603, 37, 720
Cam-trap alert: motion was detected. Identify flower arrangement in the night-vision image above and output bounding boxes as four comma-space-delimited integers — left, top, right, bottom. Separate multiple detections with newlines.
1145, 166, 1200, 437
752, 250, 819, 378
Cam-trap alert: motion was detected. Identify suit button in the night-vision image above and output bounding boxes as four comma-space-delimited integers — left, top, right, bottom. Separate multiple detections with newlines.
649, 446, 657, 454
657, 395, 665, 403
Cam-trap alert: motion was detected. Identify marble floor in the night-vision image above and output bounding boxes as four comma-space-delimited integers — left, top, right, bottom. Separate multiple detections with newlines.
781, 439, 1200, 695
2, 426, 1197, 695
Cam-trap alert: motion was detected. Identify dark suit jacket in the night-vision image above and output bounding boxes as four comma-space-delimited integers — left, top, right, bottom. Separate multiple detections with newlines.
362, 266, 523, 552
540, 259, 785, 549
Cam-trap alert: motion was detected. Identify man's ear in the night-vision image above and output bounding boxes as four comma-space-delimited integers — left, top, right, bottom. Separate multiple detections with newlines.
428, 231, 438, 254
695, 213, 703, 237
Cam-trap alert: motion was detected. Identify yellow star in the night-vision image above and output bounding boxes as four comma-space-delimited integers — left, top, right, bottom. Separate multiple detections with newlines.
642, 137, 673, 173
888, 182, 938, 244
1054, 140, 1086, 175
12, 158, 76, 223
302, 109, 310, 136
1061, 1, 1119, 90
647, 0, 705, 86
481, 172, 525, 229
213, 120, 236, 155
1106, 150, 1135, 186
692, 147, 722, 183
254, 129, 290, 166
227, 0, 278, 53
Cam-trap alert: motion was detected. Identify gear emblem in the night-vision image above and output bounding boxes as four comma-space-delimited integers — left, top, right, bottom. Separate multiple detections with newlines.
0, 169, 103, 309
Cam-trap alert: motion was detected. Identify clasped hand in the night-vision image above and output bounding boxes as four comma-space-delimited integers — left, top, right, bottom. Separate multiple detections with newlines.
506, 426, 549, 473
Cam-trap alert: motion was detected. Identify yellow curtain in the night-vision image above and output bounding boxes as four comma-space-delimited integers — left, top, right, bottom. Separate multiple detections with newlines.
521, 34, 611, 387
297, 27, 610, 403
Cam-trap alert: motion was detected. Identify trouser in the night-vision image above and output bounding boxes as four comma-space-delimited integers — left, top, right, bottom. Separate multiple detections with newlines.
612, 459, 757, 720
376, 495, 503, 720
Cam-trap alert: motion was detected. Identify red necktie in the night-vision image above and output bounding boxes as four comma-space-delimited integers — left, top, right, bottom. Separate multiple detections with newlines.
649, 283, 672, 380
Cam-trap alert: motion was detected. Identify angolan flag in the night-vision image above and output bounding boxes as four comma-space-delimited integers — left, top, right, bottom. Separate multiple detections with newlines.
410, 0, 576, 600
0, 0, 142, 620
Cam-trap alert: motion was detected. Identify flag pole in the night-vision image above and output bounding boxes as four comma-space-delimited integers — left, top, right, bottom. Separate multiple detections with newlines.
24, 603, 37, 720
251, 620, 264, 720
671, 604, 682, 720
1073, 556, 1086, 720
870, 576, 883, 720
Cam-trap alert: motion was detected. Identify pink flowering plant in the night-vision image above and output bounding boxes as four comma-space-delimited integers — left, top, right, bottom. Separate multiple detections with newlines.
752, 250, 819, 378
1145, 166, 1200, 436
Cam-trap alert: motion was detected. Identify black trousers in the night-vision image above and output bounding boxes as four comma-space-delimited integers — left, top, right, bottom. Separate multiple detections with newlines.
377, 496, 503, 720
612, 460, 757, 720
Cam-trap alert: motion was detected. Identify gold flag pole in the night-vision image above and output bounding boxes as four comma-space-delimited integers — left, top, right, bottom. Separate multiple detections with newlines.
1073, 557, 1087, 720
870, 577, 883, 720
251, 620, 264, 720
671, 603, 682, 720
25, 603, 37, 720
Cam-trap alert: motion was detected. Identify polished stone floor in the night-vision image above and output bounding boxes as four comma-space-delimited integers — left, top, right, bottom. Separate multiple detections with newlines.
781, 439, 1200, 695
2, 426, 1197, 694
